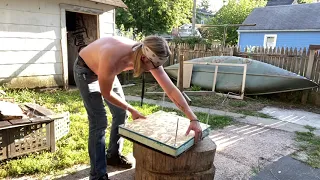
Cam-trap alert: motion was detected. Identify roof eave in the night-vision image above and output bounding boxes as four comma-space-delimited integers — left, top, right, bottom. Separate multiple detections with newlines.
89, 0, 128, 9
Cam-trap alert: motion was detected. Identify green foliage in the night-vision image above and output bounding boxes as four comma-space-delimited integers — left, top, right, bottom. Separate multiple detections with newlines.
199, 0, 210, 10
196, 0, 213, 24
191, 85, 202, 91
203, 0, 266, 45
229, 100, 248, 108
297, 0, 315, 3
171, 36, 212, 49
116, 0, 193, 36
294, 126, 320, 168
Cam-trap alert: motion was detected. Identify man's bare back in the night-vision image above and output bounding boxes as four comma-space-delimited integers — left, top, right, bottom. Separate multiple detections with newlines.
79, 36, 137, 76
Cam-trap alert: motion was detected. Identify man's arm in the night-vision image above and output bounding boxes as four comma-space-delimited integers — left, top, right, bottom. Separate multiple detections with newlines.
150, 66, 203, 143
97, 51, 136, 113
150, 66, 197, 121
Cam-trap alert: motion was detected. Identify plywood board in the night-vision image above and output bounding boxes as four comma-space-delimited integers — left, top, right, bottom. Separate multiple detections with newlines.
9, 119, 32, 125
0, 121, 12, 129
119, 111, 210, 157
24, 103, 54, 116
0, 101, 26, 120
183, 64, 193, 88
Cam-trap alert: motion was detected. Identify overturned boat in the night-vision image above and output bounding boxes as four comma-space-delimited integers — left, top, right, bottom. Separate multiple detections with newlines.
164, 56, 319, 95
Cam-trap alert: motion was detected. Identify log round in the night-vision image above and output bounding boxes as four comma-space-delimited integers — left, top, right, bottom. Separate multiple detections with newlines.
135, 165, 215, 180
133, 137, 217, 179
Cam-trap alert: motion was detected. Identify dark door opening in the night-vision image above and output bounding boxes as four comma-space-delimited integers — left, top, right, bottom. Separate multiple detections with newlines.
65, 11, 98, 86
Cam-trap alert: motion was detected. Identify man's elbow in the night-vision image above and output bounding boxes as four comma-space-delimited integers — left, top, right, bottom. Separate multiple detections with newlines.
101, 91, 112, 100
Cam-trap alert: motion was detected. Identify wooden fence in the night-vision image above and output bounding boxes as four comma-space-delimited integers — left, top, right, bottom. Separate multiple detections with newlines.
165, 43, 320, 105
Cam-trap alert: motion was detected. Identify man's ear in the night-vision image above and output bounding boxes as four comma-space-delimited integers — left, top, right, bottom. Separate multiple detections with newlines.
141, 56, 147, 63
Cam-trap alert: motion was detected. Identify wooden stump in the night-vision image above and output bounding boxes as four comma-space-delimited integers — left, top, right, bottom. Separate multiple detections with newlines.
133, 137, 217, 180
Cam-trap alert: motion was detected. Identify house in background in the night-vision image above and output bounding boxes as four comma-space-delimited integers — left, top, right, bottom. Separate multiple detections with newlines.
237, 3, 320, 52
0, 0, 127, 89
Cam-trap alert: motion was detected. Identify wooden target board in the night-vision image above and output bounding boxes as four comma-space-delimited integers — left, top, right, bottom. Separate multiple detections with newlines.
119, 111, 210, 157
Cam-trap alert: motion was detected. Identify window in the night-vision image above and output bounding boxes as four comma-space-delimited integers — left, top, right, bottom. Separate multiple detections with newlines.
264, 34, 277, 48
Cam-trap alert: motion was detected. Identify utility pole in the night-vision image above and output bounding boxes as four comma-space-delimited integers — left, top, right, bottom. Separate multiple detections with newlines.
192, 0, 197, 35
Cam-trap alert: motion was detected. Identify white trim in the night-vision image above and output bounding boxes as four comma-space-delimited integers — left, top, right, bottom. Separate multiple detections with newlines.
263, 34, 277, 48
60, 4, 103, 89
237, 31, 240, 47
60, 8, 68, 89
59, 3, 104, 15
237, 29, 320, 33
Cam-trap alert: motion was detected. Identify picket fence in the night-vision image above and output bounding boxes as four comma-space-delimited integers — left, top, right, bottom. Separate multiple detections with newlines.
166, 43, 320, 93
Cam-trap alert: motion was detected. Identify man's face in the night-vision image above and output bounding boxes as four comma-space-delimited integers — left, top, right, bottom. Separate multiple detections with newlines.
141, 55, 159, 71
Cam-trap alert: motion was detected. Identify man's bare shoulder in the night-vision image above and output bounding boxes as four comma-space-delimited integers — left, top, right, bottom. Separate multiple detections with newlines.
98, 36, 137, 46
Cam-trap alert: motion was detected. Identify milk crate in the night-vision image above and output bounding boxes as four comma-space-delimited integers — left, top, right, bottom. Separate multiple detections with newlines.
52, 112, 70, 141
7, 122, 50, 159
0, 101, 70, 160
0, 119, 53, 160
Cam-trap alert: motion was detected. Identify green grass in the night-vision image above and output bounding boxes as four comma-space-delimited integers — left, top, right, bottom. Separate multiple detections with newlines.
293, 125, 320, 168
0, 87, 233, 178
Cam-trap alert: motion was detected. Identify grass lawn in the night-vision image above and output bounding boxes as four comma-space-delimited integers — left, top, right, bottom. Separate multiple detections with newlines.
0, 87, 234, 178
293, 126, 320, 168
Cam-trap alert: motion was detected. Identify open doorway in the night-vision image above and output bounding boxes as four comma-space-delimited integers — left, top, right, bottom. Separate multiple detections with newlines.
65, 11, 98, 85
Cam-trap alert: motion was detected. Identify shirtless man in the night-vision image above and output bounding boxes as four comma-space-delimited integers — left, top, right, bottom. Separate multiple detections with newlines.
73, 35, 203, 180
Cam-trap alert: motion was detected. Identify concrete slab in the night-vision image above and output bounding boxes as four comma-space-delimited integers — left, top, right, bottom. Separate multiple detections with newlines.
251, 156, 320, 180
214, 154, 253, 180
236, 116, 320, 136
210, 123, 297, 180
260, 106, 320, 129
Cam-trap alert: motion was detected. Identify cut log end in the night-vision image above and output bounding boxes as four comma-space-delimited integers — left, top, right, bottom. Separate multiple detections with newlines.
133, 137, 217, 179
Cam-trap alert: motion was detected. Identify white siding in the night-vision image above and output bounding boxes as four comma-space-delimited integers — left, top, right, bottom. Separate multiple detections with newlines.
0, 63, 63, 78
99, 10, 115, 37
0, 51, 61, 64
0, 0, 116, 88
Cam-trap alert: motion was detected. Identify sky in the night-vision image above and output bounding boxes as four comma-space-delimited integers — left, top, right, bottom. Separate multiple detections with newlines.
197, 0, 224, 12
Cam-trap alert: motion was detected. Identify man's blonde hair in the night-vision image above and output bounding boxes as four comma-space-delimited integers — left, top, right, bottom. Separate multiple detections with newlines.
132, 36, 171, 77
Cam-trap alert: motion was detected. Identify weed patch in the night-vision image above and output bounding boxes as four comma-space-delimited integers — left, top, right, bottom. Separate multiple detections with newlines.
293, 125, 320, 168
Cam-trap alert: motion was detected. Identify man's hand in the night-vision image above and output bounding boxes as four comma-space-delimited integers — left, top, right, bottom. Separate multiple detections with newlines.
130, 109, 146, 120
185, 120, 203, 144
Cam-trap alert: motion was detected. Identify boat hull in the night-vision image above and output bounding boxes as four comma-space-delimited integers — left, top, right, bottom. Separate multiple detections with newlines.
164, 56, 319, 95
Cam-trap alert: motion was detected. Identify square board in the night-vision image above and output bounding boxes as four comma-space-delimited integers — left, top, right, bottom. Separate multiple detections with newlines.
118, 111, 210, 157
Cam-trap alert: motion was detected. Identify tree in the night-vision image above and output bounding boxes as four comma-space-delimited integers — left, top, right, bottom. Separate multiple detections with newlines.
116, 0, 193, 38
200, 0, 210, 10
196, 0, 213, 24
203, 0, 266, 46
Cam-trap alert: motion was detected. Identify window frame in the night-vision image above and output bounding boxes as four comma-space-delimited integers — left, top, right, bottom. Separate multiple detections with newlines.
263, 34, 277, 48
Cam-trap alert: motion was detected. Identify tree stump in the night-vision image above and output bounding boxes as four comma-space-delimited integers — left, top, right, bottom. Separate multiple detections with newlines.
133, 137, 217, 180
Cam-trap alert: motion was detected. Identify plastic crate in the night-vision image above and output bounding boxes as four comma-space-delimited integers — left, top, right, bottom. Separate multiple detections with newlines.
53, 112, 70, 141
